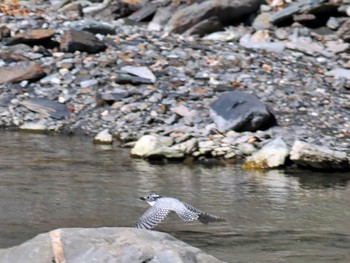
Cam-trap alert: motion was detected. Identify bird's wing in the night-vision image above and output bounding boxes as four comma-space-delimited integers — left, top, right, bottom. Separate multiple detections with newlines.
175, 202, 201, 221
183, 202, 225, 224
134, 206, 170, 230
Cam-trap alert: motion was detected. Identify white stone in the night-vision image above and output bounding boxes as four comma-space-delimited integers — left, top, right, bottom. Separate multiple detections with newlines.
245, 137, 289, 168
198, 140, 214, 148
94, 129, 113, 144
325, 68, 350, 80
121, 66, 156, 83
19, 120, 47, 131
131, 135, 184, 158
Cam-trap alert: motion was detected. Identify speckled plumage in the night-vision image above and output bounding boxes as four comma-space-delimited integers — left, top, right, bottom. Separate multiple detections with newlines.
134, 193, 225, 230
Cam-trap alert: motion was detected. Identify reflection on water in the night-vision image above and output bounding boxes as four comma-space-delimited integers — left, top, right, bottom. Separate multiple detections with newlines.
0, 132, 350, 262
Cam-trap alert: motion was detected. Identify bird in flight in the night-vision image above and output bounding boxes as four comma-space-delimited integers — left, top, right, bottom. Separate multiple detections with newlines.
134, 193, 225, 230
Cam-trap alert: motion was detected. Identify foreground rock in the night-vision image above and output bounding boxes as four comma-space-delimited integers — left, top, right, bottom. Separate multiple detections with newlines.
290, 140, 350, 171
0, 228, 222, 263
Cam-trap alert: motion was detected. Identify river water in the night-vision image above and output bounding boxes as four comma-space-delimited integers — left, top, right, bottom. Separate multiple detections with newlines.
0, 132, 349, 262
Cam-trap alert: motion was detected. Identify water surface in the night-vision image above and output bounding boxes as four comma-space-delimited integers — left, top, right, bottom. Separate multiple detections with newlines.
0, 132, 349, 262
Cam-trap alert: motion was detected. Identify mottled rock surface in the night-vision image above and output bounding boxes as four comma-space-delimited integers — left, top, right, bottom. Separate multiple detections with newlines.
0, 228, 223, 263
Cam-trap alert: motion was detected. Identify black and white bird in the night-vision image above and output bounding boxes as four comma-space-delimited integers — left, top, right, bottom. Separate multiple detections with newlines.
134, 193, 225, 230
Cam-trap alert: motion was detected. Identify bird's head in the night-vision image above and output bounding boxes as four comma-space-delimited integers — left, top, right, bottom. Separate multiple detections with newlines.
140, 193, 162, 206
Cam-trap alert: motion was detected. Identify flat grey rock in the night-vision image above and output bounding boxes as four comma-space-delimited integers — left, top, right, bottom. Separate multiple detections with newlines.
270, 0, 327, 24
165, 0, 264, 34
21, 98, 70, 120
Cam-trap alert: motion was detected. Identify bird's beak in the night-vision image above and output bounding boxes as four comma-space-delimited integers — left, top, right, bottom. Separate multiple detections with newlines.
140, 196, 146, 200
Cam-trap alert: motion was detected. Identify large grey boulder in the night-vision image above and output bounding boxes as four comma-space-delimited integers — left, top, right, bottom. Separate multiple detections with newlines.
165, 0, 264, 34
209, 91, 276, 132
0, 228, 223, 263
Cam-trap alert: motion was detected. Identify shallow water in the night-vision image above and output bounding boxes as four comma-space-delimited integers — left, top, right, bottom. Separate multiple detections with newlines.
0, 132, 349, 262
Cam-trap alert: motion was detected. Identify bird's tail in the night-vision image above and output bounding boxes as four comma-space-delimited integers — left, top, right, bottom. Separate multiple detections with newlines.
198, 213, 225, 224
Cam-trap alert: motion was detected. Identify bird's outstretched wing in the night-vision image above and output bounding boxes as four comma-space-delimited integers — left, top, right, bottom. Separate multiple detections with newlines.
197, 212, 225, 224
175, 202, 201, 221
134, 206, 170, 230
182, 202, 225, 224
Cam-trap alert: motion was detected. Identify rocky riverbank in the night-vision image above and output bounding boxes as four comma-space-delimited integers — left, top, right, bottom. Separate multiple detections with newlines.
0, 0, 349, 170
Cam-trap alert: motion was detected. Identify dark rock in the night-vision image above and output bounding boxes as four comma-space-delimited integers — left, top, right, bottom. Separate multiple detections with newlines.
0, 62, 46, 84
68, 20, 116, 35
165, 0, 264, 34
209, 91, 276, 132
0, 228, 222, 263
21, 98, 70, 120
5, 29, 55, 46
270, 0, 327, 24
60, 30, 106, 53
128, 3, 159, 22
